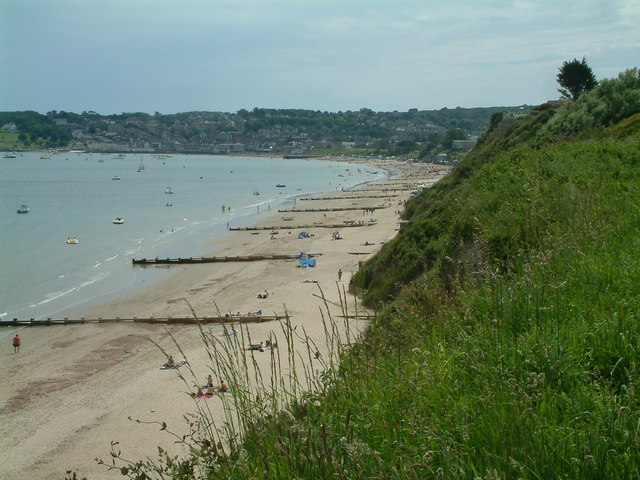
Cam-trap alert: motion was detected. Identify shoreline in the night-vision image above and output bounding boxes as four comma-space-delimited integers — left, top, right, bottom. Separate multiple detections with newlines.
0, 158, 448, 479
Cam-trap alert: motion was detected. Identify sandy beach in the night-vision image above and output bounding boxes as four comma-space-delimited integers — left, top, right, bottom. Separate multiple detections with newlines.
0, 158, 447, 479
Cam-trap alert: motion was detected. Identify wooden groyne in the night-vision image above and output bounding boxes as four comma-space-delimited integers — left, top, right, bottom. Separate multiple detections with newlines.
300, 194, 398, 200
229, 221, 376, 231
2, 315, 286, 327
132, 253, 321, 265
278, 206, 387, 213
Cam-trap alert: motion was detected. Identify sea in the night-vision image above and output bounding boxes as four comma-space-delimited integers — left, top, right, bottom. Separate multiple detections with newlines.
0, 152, 387, 321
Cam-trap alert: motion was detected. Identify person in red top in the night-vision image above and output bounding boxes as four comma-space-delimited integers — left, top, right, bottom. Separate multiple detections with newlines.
13, 334, 21, 353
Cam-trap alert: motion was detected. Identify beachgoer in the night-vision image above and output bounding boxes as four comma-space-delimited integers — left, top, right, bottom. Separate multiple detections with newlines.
265, 339, 271, 348
207, 374, 214, 387
219, 380, 229, 392
167, 355, 175, 365
206, 385, 216, 395
12, 334, 21, 353
338, 269, 342, 281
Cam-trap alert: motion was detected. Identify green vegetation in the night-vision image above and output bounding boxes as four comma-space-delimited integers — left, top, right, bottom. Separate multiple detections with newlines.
72, 68, 640, 479
0, 131, 21, 149
0, 111, 71, 148
557, 57, 598, 101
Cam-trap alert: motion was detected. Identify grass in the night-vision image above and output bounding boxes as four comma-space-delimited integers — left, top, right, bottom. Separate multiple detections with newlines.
0, 131, 22, 149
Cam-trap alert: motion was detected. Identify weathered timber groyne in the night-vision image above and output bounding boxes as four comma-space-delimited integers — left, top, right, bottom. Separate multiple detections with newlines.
132, 253, 321, 265
2, 315, 286, 327
229, 221, 375, 231
278, 206, 387, 213
300, 194, 398, 200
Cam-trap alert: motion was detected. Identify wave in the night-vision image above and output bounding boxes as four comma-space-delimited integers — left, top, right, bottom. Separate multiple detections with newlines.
105, 254, 119, 262
29, 271, 109, 308
30, 286, 77, 307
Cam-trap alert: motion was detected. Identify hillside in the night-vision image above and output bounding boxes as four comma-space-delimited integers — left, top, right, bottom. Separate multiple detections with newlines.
2, 106, 525, 157
78, 69, 640, 479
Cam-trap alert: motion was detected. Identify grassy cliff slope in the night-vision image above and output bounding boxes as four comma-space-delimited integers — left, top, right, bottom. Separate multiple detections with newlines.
105, 69, 640, 480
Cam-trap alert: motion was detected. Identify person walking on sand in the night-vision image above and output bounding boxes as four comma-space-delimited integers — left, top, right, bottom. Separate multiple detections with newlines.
338, 268, 342, 281
12, 334, 21, 353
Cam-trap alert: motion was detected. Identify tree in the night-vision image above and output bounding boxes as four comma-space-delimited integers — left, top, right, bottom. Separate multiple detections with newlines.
557, 57, 597, 100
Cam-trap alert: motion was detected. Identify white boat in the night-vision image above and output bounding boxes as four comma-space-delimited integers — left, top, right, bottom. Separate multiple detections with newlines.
113, 217, 124, 224
3, 153, 17, 158
17, 204, 29, 214
67, 237, 79, 244
112, 175, 121, 180
165, 186, 174, 194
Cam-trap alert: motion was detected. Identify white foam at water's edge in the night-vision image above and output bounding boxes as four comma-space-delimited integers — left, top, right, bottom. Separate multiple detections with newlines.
30, 286, 77, 307
28, 272, 110, 308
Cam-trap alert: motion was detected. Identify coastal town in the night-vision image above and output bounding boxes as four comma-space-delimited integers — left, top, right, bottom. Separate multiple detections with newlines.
0, 107, 526, 159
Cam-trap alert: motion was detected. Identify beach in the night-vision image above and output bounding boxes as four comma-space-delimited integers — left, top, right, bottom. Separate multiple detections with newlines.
0, 159, 447, 479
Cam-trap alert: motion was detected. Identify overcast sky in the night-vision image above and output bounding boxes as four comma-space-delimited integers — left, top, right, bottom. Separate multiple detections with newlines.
1, 0, 638, 115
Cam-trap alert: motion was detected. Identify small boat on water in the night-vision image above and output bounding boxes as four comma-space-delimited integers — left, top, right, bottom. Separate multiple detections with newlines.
4, 153, 17, 158
67, 237, 79, 244
165, 186, 174, 194
276, 184, 286, 188
165, 203, 173, 207
112, 175, 121, 180
17, 205, 29, 214
113, 217, 124, 224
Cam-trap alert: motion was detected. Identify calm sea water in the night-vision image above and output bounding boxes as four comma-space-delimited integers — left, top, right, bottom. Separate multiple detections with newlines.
0, 152, 387, 320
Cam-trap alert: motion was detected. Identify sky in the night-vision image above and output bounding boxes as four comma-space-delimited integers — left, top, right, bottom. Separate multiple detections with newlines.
1, 0, 638, 115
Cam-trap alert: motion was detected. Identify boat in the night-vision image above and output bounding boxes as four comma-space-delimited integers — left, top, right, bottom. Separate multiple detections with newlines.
17, 205, 29, 214
40, 154, 51, 159
112, 175, 121, 180
67, 237, 79, 244
275, 184, 286, 188
3, 153, 17, 158
165, 203, 173, 206
165, 186, 174, 194
253, 190, 260, 195
113, 217, 124, 224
